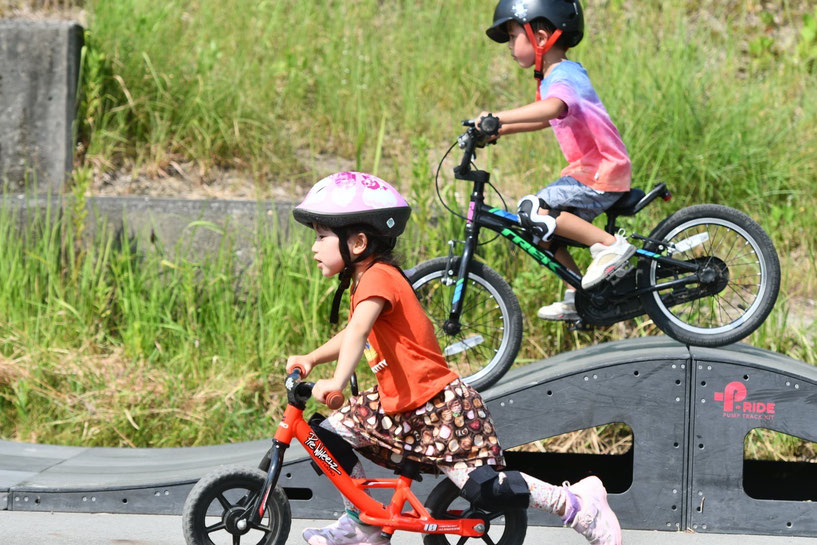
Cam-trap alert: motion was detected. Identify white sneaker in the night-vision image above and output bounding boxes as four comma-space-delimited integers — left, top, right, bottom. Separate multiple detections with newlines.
581, 234, 636, 290
303, 513, 389, 545
537, 292, 579, 321
564, 476, 622, 545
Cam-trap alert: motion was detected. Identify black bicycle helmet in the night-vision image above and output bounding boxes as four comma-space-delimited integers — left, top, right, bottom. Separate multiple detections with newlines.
486, 0, 584, 48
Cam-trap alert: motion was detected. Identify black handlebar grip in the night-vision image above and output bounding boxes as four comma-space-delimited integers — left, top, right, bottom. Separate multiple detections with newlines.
479, 115, 500, 136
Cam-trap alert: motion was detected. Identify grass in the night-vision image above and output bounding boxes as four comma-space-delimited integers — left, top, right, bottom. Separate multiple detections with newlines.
0, 1, 816, 456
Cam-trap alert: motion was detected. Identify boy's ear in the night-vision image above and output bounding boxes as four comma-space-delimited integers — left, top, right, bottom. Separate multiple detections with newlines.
536, 28, 551, 47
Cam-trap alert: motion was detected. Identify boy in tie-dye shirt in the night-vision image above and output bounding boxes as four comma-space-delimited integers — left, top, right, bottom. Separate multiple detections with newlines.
478, 0, 635, 322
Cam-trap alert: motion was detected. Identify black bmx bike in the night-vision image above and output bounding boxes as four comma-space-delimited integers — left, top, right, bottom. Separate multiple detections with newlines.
408, 115, 781, 391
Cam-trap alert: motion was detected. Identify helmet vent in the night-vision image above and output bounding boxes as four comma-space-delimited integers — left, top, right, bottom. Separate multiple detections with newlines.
512, 1, 528, 21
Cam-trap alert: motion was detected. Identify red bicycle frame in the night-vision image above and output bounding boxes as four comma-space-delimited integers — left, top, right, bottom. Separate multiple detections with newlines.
271, 401, 486, 538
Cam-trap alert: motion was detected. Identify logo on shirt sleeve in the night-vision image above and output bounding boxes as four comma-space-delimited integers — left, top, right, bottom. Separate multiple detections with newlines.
363, 342, 377, 364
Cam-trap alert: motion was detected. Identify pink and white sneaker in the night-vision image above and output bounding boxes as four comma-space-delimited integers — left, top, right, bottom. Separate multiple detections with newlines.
303, 513, 390, 545
563, 476, 622, 545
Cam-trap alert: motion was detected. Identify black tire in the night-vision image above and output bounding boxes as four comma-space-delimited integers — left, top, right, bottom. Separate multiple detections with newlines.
409, 257, 523, 391
637, 204, 780, 347
182, 465, 290, 545
422, 478, 527, 545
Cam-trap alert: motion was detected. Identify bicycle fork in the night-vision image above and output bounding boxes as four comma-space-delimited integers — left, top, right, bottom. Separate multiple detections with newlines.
238, 440, 287, 530
443, 217, 480, 336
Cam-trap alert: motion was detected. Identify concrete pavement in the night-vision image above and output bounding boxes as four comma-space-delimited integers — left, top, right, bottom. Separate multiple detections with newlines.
1, 512, 814, 545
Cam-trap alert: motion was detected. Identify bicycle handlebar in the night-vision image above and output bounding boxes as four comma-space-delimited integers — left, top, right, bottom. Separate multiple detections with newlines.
287, 365, 346, 409
459, 114, 501, 150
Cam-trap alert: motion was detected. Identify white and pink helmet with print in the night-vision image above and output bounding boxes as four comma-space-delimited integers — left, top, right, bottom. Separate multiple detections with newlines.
293, 171, 411, 237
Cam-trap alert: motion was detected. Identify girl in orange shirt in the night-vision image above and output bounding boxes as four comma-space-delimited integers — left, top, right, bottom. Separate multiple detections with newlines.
286, 171, 620, 545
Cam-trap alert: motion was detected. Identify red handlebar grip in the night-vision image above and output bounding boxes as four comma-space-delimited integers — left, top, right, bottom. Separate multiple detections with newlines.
324, 391, 345, 410
292, 364, 306, 376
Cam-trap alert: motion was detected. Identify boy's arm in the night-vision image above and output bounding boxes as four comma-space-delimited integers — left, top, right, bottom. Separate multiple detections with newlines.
480, 97, 567, 136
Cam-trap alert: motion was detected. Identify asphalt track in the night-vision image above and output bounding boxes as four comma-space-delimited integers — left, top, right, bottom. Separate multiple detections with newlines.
2, 511, 816, 545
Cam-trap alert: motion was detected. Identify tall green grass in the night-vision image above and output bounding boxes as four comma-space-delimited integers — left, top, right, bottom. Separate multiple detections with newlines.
1, 0, 816, 447
78, 0, 817, 267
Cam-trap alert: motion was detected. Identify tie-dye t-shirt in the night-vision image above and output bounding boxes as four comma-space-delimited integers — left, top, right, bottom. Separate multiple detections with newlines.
540, 61, 631, 192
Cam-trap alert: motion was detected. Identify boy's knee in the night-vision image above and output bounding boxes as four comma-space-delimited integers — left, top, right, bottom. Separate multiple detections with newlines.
517, 195, 558, 241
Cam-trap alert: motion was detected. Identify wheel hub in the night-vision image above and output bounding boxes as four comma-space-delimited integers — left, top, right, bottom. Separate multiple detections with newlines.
224, 506, 253, 535
698, 265, 720, 284
443, 319, 462, 336
462, 508, 490, 535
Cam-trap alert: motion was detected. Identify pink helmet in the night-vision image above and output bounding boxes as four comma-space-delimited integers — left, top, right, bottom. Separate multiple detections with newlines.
293, 171, 411, 237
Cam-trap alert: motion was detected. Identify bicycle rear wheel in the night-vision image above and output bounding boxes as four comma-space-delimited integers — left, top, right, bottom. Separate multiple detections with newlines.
422, 478, 527, 545
637, 204, 780, 346
409, 257, 523, 391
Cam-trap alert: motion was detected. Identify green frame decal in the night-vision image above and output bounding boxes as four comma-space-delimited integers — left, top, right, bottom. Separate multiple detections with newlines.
500, 228, 560, 272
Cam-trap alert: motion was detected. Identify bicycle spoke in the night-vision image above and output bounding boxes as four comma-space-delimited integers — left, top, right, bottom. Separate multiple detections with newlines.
206, 521, 227, 534
481, 534, 498, 545
725, 282, 753, 308
216, 493, 233, 510
484, 511, 507, 522
250, 520, 272, 532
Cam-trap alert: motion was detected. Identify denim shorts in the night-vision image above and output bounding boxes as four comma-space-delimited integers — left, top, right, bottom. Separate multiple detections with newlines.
536, 176, 624, 222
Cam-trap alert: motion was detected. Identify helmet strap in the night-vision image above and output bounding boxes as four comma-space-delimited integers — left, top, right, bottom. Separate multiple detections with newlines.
328, 228, 380, 324
523, 24, 563, 101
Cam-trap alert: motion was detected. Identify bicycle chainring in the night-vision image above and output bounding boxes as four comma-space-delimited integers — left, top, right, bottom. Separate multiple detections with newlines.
575, 265, 646, 326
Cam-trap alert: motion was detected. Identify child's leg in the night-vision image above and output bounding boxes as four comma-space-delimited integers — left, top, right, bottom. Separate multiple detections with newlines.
544, 207, 634, 290
317, 416, 371, 515
529, 177, 634, 289
301, 417, 388, 545
549, 209, 616, 247
439, 465, 621, 545
534, 241, 580, 320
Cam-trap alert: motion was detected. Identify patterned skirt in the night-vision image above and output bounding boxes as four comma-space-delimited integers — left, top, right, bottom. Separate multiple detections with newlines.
325, 378, 505, 474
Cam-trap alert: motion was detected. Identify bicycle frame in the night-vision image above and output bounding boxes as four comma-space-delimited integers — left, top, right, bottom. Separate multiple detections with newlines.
443, 133, 705, 331
445, 163, 584, 328
247, 394, 486, 538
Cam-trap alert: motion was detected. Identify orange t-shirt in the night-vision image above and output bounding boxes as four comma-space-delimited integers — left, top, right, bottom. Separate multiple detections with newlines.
351, 263, 458, 414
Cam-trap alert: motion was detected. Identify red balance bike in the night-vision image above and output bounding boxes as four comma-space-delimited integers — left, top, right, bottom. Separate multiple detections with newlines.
182, 367, 527, 545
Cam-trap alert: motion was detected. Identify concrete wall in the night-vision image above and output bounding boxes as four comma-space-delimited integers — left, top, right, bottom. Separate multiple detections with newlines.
0, 21, 83, 193
3, 194, 299, 261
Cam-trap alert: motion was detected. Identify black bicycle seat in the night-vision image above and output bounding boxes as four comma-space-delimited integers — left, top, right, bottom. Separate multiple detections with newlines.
607, 188, 646, 216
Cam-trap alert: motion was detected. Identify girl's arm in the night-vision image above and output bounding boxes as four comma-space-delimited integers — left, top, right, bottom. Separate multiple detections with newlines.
311, 297, 385, 402
285, 329, 345, 375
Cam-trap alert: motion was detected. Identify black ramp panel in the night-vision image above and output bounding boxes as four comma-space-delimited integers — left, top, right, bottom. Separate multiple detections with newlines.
484, 337, 691, 531
7, 440, 272, 514
3, 337, 816, 539
688, 345, 817, 537
0, 441, 88, 512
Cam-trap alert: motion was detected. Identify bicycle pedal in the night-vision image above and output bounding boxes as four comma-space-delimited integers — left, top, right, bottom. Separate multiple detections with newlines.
566, 320, 592, 332
607, 262, 633, 284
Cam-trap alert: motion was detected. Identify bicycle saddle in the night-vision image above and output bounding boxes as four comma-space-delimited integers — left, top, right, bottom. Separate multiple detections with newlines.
607, 188, 646, 216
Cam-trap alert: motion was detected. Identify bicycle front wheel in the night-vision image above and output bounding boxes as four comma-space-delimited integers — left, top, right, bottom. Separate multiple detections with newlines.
409, 257, 523, 391
637, 204, 780, 346
182, 465, 290, 545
